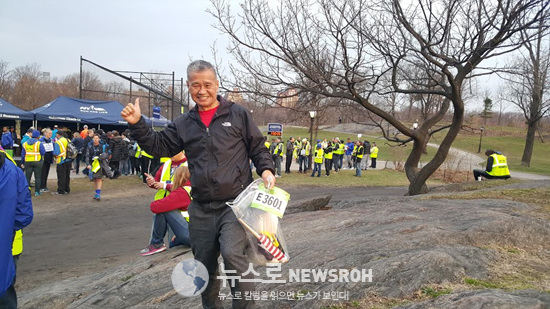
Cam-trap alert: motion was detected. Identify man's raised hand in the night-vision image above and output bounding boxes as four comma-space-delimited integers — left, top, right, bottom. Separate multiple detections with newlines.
121, 98, 142, 125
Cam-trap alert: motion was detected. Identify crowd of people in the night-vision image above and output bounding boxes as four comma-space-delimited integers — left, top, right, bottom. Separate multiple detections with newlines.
266, 136, 379, 177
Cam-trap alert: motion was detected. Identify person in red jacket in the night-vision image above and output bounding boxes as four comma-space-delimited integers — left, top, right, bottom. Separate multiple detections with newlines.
140, 152, 190, 256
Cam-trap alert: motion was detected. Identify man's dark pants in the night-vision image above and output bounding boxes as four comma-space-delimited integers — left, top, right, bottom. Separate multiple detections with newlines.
473, 169, 511, 180
0, 255, 19, 309
40, 155, 53, 190
188, 200, 254, 309
285, 153, 292, 173
56, 161, 71, 194
24, 160, 42, 194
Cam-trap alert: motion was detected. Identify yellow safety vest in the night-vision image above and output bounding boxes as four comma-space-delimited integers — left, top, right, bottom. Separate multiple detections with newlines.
301, 142, 310, 156
55, 137, 68, 164
135, 144, 142, 158
160, 157, 170, 163
1, 150, 24, 256
314, 148, 324, 164
357, 146, 364, 159
13, 230, 23, 256
181, 186, 192, 222
24, 141, 42, 162
487, 153, 510, 177
370, 146, 378, 158
337, 143, 345, 155
154, 159, 174, 201
324, 147, 333, 159
141, 149, 153, 159
274, 143, 284, 156
265, 141, 271, 149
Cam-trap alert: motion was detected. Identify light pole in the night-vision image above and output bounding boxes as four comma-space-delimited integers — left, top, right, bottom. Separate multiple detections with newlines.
477, 126, 484, 153
309, 111, 316, 171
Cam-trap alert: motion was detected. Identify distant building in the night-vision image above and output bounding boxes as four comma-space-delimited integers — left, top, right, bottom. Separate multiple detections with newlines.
226, 88, 244, 104
277, 88, 298, 108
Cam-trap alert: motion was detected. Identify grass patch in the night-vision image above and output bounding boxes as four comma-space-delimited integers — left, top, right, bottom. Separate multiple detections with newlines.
422, 187, 550, 219
258, 169, 442, 188
420, 286, 452, 298
464, 277, 502, 289
121, 274, 134, 282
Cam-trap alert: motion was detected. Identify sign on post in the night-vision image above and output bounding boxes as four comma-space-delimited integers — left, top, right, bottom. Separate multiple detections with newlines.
152, 106, 161, 119
268, 123, 283, 137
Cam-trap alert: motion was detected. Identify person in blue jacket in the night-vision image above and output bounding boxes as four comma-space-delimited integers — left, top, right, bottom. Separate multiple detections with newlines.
1, 127, 13, 150
0, 150, 33, 308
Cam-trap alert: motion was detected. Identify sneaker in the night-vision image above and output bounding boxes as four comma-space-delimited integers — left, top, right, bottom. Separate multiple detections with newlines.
93, 193, 101, 201
140, 243, 167, 256
34, 192, 42, 197
51, 191, 66, 196
40, 188, 50, 193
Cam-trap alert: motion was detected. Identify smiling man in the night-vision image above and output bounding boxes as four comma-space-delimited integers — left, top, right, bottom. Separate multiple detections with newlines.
122, 60, 275, 308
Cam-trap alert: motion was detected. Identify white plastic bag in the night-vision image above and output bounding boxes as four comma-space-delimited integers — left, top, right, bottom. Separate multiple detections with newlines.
227, 179, 290, 265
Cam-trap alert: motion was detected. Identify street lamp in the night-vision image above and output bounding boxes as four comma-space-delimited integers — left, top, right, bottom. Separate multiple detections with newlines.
309, 111, 317, 171
477, 126, 485, 153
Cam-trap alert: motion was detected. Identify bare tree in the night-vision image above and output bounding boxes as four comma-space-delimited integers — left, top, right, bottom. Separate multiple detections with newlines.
501, 12, 550, 167
210, 0, 549, 195
0, 60, 11, 98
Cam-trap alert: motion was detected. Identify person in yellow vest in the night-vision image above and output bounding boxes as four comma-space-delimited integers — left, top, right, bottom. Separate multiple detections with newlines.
473, 149, 511, 180
272, 137, 284, 177
264, 136, 271, 150
85, 134, 113, 201
293, 137, 302, 163
355, 141, 365, 177
138, 144, 155, 184
369, 142, 379, 169
140, 151, 189, 256
52, 130, 72, 195
298, 138, 310, 173
323, 140, 334, 176
311, 142, 324, 177
0, 149, 33, 308
21, 130, 46, 196
332, 137, 345, 172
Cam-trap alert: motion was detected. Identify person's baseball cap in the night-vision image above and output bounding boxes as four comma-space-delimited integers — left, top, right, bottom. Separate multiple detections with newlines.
317, 139, 321, 142
83, 125, 88, 129
54, 125, 59, 128
32, 130, 40, 138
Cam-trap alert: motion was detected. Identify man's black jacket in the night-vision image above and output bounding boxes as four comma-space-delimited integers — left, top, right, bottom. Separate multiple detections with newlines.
130, 96, 274, 202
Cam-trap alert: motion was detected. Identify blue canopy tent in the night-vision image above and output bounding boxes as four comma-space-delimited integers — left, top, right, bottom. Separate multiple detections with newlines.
31, 96, 128, 127
0, 98, 34, 120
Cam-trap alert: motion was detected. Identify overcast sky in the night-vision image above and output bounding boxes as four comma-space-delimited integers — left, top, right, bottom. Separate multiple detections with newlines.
0, 0, 228, 79
0, 0, 511, 111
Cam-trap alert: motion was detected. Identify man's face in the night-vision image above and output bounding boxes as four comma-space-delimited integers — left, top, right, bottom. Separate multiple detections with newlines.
45, 131, 52, 138
187, 69, 220, 111
93, 136, 100, 145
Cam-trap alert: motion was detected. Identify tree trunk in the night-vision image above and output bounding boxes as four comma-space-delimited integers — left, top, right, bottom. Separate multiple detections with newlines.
405, 105, 464, 195
521, 121, 538, 167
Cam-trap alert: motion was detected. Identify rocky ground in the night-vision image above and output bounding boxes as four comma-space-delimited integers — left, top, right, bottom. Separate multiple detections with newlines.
17, 177, 550, 308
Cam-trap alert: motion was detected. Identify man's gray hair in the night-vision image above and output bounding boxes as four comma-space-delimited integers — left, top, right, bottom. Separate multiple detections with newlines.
187, 60, 217, 79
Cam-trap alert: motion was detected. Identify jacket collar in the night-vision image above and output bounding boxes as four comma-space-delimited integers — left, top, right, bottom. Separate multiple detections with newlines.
189, 95, 233, 121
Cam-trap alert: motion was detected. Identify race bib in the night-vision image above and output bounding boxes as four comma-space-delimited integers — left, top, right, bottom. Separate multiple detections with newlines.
251, 183, 290, 218
43, 143, 54, 152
